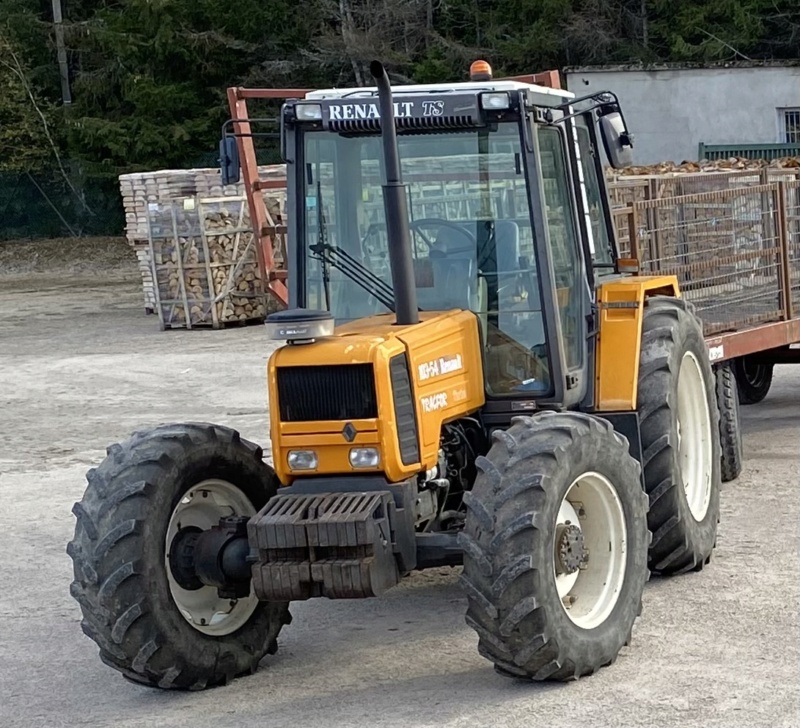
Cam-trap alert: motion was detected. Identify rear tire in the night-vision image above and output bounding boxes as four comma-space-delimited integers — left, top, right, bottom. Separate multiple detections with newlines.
67, 423, 291, 690
637, 297, 721, 575
715, 363, 743, 482
732, 355, 773, 405
459, 412, 649, 681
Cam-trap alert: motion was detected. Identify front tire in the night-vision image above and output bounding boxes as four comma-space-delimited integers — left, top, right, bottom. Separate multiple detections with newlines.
638, 297, 721, 575
459, 412, 649, 681
67, 423, 291, 690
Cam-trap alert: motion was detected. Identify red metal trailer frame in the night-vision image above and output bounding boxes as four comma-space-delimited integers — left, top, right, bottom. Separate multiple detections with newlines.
226, 87, 310, 305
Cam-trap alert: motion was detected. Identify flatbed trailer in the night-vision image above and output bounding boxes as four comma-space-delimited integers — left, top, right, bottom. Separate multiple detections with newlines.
224, 81, 800, 404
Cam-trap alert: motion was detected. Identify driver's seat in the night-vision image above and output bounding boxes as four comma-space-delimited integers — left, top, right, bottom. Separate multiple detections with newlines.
414, 223, 486, 341
415, 255, 478, 312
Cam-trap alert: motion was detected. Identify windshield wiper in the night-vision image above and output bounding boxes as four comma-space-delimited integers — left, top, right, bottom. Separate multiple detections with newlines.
309, 239, 397, 312
310, 175, 399, 313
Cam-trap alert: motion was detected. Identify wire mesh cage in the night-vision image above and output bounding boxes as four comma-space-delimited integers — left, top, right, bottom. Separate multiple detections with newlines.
631, 185, 785, 336
146, 196, 271, 329
782, 180, 800, 316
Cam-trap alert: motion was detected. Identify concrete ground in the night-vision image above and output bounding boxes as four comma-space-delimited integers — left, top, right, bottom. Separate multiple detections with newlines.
0, 268, 798, 728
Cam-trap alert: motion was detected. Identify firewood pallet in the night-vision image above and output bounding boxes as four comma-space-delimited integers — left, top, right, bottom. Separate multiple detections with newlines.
146, 196, 270, 330
120, 165, 287, 313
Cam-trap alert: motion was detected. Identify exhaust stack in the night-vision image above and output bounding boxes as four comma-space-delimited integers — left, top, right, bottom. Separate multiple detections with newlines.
369, 60, 419, 326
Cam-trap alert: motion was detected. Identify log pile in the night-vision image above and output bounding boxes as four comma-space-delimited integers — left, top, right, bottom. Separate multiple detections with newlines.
119, 165, 287, 312
606, 159, 800, 238
148, 198, 269, 330
119, 165, 287, 242
607, 156, 800, 179
206, 209, 267, 324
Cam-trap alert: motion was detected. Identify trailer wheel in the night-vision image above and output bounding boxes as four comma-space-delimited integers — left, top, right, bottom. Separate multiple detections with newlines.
459, 411, 649, 681
731, 356, 773, 405
638, 297, 721, 575
715, 362, 743, 482
67, 423, 291, 690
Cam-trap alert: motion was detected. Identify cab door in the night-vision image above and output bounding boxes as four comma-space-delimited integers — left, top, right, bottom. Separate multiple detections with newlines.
534, 122, 590, 408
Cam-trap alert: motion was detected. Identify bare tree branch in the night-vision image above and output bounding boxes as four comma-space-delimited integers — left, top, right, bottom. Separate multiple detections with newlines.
26, 171, 78, 236
0, 31, 92, 212
697, 27, 753, 61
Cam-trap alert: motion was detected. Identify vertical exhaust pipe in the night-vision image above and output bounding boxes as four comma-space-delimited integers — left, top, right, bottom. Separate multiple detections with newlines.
370, 60, 419, 326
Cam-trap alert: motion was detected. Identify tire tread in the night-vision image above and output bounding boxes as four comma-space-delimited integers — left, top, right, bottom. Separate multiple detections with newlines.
715, 362, 743, 482
638, 296, 721, 575
67, 422, 290, 690
461, 412, 649, 681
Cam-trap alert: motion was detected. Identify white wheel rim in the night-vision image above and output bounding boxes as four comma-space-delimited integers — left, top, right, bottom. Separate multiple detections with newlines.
677, 351, 713, 521
165, 479, 259, 636
554, 472, 627, 630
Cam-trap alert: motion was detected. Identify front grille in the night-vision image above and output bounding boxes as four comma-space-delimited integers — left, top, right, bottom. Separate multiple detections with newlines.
277, 364, 378, 422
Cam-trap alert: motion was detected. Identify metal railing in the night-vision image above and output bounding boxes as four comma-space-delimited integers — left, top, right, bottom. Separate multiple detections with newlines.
698, 142, 800, 161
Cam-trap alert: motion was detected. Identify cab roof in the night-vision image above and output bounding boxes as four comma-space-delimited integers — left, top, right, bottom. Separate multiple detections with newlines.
304, 80, 575, 108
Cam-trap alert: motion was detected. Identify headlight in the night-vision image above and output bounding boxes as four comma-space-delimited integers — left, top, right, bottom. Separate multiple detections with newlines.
288, 450, 318, 470
349, 447, 380, 468
295, 103, 323, 121
480, 92, 510, 110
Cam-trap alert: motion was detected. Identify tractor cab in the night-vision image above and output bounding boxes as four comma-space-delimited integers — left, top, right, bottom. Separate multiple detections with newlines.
261, 62, 634, 411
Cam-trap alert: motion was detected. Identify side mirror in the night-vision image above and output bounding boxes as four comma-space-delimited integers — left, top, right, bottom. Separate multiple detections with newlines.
598, 107, 634, 169
219, 134, 241, 186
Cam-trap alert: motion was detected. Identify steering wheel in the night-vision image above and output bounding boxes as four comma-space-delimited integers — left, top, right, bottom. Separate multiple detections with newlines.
360, 218, 476, 258
409, 218, 476, 257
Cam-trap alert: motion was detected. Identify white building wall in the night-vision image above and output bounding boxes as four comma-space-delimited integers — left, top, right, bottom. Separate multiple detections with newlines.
564, 66, 800, 165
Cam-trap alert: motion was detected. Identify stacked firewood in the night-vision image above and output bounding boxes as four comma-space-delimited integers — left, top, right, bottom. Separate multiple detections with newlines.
119, 165, 287, 313
150, 201, 268, 329
607, 156, 800, 178
119, 166, 287, 243
206, 210, 267, 323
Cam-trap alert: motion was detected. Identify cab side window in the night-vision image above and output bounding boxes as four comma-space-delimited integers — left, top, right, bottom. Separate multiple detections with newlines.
575, 120, 614, 269
538, 126, 584, 371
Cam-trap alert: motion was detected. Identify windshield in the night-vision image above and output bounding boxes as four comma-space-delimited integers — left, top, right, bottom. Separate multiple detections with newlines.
301, 123, 551, 395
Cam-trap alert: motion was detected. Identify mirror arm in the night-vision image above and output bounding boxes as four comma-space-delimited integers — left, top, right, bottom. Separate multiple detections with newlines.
541, 90, 628, 128
219, 117, 281, 139
556, 90, 621, 110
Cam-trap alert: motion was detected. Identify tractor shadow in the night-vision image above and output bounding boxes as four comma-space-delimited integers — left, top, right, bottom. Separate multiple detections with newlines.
63, 558, 719, 726
89, 570, 572, 726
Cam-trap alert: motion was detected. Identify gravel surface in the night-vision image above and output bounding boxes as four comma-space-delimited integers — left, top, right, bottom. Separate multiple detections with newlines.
0, 271, 797, 728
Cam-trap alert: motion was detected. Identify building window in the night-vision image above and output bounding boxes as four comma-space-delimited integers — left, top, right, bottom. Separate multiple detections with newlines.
779, 108, 800, 144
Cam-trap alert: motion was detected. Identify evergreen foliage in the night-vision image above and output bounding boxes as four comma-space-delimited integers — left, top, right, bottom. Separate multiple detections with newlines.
1, 0, 798, 173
